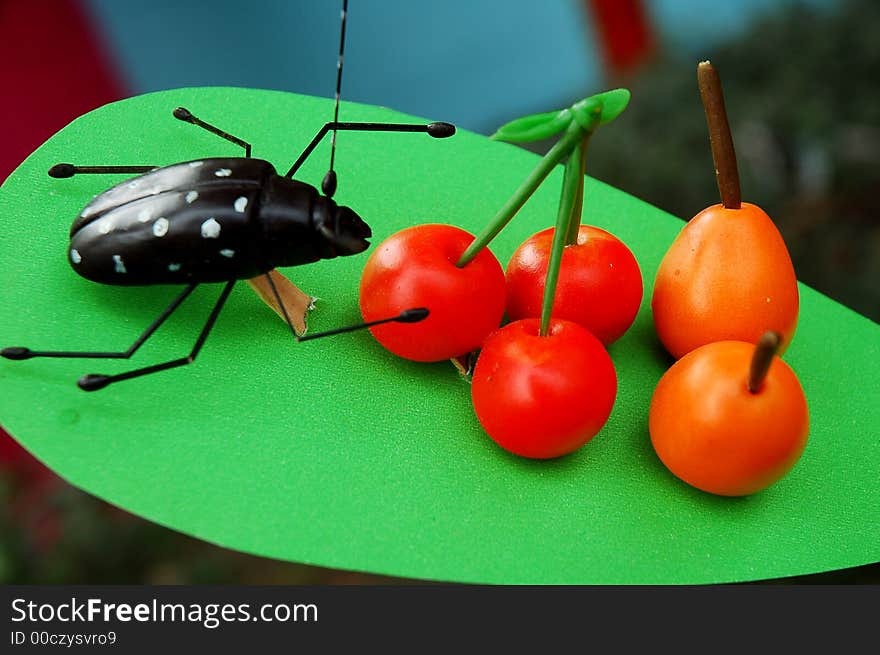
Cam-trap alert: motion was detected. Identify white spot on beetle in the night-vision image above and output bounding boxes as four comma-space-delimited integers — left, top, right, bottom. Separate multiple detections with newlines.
234, 197, 247, 213
70, 249, 81, 264
201, 218, 221, 238
188, 161, 204, 168
766, 297, 772, 303
186, 191, 198, 204
219, 248, 235, 258
214, 168, 232, 177
153, 217, 169, 237
113, 255, 127, 273
98, 219, 114, 234
137, 208, 152, 222
168, 263, 181, 272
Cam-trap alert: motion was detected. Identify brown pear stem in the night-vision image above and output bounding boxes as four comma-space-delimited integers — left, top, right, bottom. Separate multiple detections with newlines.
698, 61, 741, 209
748, 331, 781, 393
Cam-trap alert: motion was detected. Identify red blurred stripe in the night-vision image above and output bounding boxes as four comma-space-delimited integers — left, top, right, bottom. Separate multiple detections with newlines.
587, 0, 656, 76
0, 0, 127, 183
1, 0, 124, 479
1, 428, 56, 482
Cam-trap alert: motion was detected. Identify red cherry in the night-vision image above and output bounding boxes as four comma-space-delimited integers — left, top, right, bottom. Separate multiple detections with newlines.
471, 318, 617, 459
359, 224, 506, 362
505, 225, 642, 346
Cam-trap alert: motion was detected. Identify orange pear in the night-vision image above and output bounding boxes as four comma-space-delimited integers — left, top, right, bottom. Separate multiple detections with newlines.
652, 61, 799, 359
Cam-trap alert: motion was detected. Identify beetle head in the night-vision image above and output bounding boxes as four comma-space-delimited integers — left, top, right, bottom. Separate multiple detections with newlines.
318, 205, 371, 257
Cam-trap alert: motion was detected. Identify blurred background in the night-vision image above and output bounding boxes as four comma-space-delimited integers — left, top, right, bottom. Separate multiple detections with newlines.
1, 0, 877, 584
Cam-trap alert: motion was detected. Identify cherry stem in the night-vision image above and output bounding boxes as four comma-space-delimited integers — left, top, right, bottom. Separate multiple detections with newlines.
455, 121, 583, 268
698, 61, 741, 210
565, 134, 590, 246
539, 136, 590, 334
540, 106, 601, 337
748, 331, 781, 393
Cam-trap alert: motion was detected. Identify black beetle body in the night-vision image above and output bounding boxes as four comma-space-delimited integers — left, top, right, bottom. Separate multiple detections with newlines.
69, 157, 370, 286
1, 0, 453, 390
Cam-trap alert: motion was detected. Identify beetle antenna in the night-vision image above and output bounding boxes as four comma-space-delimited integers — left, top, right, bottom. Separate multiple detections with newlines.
284, 0, 455, 182
296, 308, 428, 342
322, 0, 349, 198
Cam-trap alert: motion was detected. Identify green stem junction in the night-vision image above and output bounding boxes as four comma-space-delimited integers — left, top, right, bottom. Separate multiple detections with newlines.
454, 89, 629, 337
455, 121, 584, 269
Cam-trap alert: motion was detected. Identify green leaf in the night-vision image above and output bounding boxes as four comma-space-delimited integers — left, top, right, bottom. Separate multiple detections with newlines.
579, 88, 631, 125
490, 88, 630, 143
490, 108, 573, 143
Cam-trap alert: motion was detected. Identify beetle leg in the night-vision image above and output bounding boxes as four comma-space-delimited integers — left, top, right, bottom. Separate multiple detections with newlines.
48, 164, 157, 178
1, 284, 197, 361
246, 271, 315, 337
263, 271, 300, 338
284, 120, 456, 190
76, 281, 235, 391
296, 308, 429, 343
173, 107, 252, 157
246, 269, 318, 335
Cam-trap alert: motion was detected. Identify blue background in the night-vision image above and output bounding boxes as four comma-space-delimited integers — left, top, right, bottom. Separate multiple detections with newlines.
84, 0, 833, 134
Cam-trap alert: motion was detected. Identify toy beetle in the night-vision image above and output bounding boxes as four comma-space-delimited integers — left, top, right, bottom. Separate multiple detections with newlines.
1, 0, 451, 391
